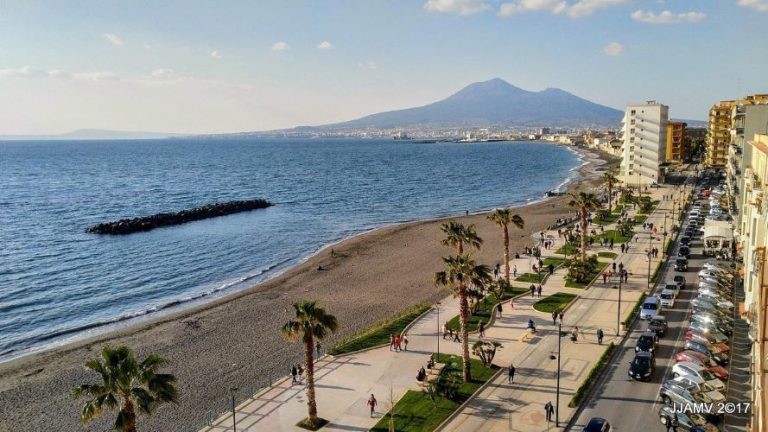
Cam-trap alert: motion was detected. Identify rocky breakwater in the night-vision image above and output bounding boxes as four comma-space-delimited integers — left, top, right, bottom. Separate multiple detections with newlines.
86, 199, 273, 235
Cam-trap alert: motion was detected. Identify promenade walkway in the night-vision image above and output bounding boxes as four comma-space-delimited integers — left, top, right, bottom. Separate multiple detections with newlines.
201, 184, 680, 432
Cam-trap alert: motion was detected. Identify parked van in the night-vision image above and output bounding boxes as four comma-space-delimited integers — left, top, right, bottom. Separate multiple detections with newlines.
660, 289, 676, 307
640, 296, 662, 319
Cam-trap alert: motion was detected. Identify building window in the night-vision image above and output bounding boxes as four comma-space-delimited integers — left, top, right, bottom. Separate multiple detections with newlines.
631, 110, 636, 115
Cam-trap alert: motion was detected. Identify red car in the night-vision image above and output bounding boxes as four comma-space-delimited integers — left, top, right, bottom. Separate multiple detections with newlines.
685, 331, 730, 353
674, 350, 730, 380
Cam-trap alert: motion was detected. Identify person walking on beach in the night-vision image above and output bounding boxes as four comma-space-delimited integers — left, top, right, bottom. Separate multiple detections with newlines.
545, 401, 554, 422
537, 285, 542, 298
291, 365, 298, 384
402, 333, 409, 351
367, 394, 378, 417
597, 328, 604, 345
479, 322, 486, 338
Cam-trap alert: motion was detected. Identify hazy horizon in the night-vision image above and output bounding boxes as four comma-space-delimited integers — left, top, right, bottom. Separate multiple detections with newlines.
1, 0, 766, 135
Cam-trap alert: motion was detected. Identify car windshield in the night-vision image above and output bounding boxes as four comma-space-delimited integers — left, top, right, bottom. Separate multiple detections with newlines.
701, 370, 717, 380
650, 319, 665, 327
633, 357, 650, 367
661, 293, 673, 299
638, 336, 653, 347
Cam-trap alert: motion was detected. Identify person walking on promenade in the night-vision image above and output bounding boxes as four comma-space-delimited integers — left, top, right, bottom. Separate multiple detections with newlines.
291, 365, 298, 384
508, 363, 516, 383
558, 312, 564, 324
548, 263, 554, 275
537, 285, 543, 298
609, 238, 614, 249
453, 331, 460, 343
389, 334, 395, 351
442, 323, 448, 339
394, 335, 401, 351
316, 341, 322, 357
552, 311, 558, 325
597, 328, 604, 345
571, 326, 579, 342
513, 265, 518, 278
479, 322, 486, 338
612, 262, 617, 272
530, 284, 536, 297
497, 302, 503, 317
367, 394, 378, 417
602, 272, 607, 284
545, 401, 555, 422
402, 333, 409, 351
297, 364, 304, 383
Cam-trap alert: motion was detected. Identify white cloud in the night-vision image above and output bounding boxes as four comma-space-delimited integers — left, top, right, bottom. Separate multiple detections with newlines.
631, 10, 706, 24
0, 66, 119, 81
317, 41, 334, 50
738, 0, 768, 11
424, 0, 490, 15
498, 0, 627, 18
210, 50, 223, 59
271, 41, 289, 51
47, 69, 72, 79
603, 42, 624, 56
150, 68, 176, 79
103, 33, 124, 46
73, 71, 120, 81
0, 66, 46, 78
357, 61, 378, 70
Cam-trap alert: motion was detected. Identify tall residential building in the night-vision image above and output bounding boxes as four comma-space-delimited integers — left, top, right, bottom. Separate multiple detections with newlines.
728, 101, 768, 218
665, 121, 687, 163
619, 101, 668, 185
739, 133, 768, 432
707, 100, 736, 167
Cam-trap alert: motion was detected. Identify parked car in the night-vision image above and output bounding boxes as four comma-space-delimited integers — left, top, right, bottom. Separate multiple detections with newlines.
664, 283, 680, 297
660, 289, 677, 307
659, 379, 721, 406
648, 315, 668, 337
672, 362, 726, 391
673, 375, 726, 399
658, 406, 720, 432
635, 331, 659, 354
680, 236, 691, 246
685, 327, 729, 344
684, 332, 730, 354
582, 417, 611, 432
640, 296, 662, 320
691, 297, 733, 312
678, 246, 691, 258
629, 351, 656, 381
675, 258, 689, 271
673, 351, 730, 380
684, 341, 729, 366
673, 275, 687, 288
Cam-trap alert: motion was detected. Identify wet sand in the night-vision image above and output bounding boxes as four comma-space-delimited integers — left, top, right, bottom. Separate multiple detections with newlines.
0, 146, 611, 432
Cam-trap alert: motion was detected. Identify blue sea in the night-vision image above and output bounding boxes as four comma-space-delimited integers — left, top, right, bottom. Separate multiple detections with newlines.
0, 138, 580, 361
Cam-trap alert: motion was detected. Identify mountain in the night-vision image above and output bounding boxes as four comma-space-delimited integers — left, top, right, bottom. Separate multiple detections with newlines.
0, 129, 180, 141
321, 78, 624, 130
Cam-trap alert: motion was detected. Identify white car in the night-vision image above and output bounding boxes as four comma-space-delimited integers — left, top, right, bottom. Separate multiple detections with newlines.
672, 376, 726, 403
672, 362, 726, 391
660, 289, 676, 307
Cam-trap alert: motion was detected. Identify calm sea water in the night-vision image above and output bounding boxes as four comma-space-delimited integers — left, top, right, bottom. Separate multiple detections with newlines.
0, 138, 580, 360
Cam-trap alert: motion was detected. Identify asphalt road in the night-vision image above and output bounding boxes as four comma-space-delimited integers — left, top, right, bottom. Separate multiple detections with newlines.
570, 180, 748, 431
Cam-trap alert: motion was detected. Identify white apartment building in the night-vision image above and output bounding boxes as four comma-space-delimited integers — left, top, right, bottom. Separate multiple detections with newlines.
619, 102, 669, 185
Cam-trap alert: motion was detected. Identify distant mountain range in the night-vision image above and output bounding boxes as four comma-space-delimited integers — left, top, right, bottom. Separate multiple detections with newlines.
314, 78, 625, 130
0, 129, 179, 141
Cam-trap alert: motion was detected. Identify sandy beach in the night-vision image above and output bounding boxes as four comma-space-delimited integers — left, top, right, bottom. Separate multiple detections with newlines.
0, 146, 611, 432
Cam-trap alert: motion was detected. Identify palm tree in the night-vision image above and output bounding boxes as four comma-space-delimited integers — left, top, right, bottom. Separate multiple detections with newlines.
73, 345, 178, 432
487, 209, 524, 282
602, 171, 619, 213
435, 254, 491, 382
440, 220, 482, 254
568, 192, 601, 261
282, 300, 339, 429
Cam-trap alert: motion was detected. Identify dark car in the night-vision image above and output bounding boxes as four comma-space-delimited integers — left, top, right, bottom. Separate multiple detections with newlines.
679, 246, 691, 258
685, 228, 695, 238
583, 417, 611, 432
675, 258, 689, 271
684, 341, 729, 366
648, 315, 668, 337
629, 351, 656, 381
673, 275, 687, 288
658, 400, 721, 431
635, 331, 659, 354
680, 236, 691, 246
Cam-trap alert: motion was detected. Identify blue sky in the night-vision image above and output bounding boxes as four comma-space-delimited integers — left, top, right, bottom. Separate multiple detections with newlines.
0, 0, 766, 134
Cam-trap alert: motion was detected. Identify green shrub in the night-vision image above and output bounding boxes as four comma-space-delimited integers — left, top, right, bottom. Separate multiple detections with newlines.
329, 303, 430, 355
533, 292, 577, 313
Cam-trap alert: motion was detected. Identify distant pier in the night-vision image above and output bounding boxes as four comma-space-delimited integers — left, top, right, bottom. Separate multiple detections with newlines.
86, 199, 273, 235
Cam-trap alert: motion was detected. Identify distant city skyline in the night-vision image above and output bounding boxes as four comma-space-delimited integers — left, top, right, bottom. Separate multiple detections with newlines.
0, 0, 766, 135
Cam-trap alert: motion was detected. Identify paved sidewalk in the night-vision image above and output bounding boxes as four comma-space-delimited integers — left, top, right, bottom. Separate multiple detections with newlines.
200, 184, 679, 432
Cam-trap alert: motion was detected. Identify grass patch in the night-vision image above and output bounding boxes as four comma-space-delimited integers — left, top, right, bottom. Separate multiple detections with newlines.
565, 262, 609, 289
595, 230, 633, 244
329, 303, 430, 355
555, 243, 580, 257
597, 212, 621, 224
597, 252, 618, 259
542, 257, 566, 268
532, 292, 577, 313
633, 214, 648, 224
446, 288, 527, 332
371, 354, 498, 432
650, 261, 663, 283
624, 293, 648, 327
514, 272, 546, 284
568, 343, 616, 408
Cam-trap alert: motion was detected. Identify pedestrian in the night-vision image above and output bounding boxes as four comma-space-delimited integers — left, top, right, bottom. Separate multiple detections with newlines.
552, 311, 558, 325
571, 326, 579, 342
402, 333, 409, 351
389, 334, 395, 351
537, 285, 542, 298
367, 394, 378, 418
448, 327, 454, 340
453, 331, 460, 342
612, 262, 617, 272
664, 413, 679, 432
549, 263, 554, 275
620, 243, 625, 253
545, 401, 554, 422
597, 328, 604, 345
291, 364, 298, 384
530, 284, 536, 297
497, 302, 503, 317
558, 312, 564, 324
602, 272, 607, 284
316, 341, 322, 357
479, 322, 486, 338
513, 265, 517, 278
609, 238, 614, 249
297, 364, 304, 382
394, 334, 401, 351
442, 323, 448, 339
508, 363, 516, 383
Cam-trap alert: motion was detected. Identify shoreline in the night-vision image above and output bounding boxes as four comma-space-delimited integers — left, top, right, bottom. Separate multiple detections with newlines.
0, 145, 610, 432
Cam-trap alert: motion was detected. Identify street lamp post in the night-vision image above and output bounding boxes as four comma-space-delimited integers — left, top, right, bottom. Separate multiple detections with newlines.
436, 302, 441, 359
646, 250, 653, 291
663, 212, 668, 257
616, 264, 623, 336
230, 386, 238, 432
556, 321, 562, 427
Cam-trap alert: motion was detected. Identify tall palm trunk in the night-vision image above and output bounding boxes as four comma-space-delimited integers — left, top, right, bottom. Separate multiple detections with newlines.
459, 285, 472, 382
580, 209, 588, 261
304, 333, 319, 426
503, 225, 510, 282
608, 183, 613, 213
122, 397, 137, 432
